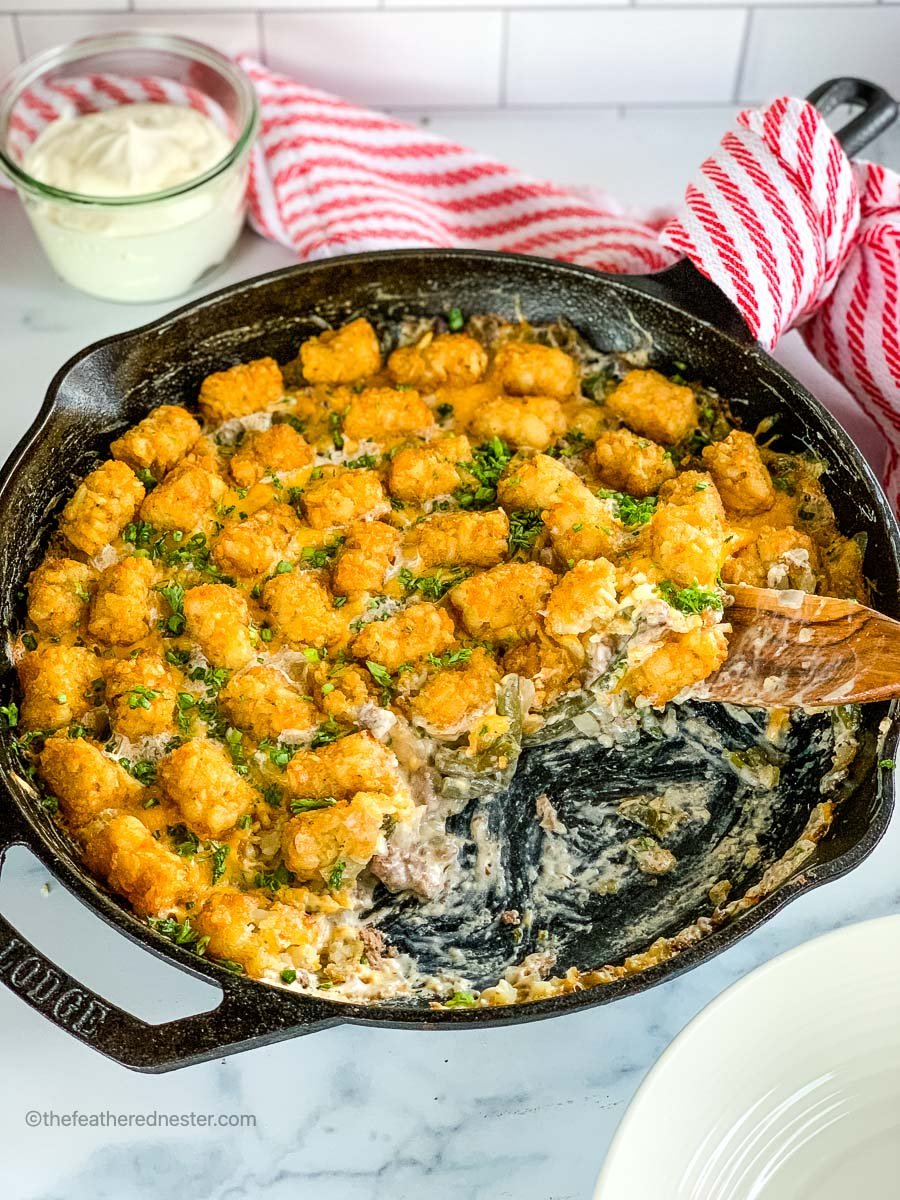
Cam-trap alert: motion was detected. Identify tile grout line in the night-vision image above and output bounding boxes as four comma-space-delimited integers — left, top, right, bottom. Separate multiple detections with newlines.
10, 10, 23, 60
498, 8, 509, 106
1, 4, 889, 14
255, 6, 265, 60
733, 6, 753, 104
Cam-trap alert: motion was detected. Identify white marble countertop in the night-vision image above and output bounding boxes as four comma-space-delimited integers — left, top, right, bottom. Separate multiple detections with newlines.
0, 140, 897, 1199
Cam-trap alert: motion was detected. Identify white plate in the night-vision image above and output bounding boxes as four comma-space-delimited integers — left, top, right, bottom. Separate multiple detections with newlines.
595, 916, 900, 1199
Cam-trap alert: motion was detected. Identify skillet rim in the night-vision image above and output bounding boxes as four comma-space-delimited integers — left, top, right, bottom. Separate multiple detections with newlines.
0, 247, 896, 1049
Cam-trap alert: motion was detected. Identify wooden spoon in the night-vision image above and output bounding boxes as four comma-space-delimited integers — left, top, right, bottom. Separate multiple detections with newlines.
699, 585, 900, 708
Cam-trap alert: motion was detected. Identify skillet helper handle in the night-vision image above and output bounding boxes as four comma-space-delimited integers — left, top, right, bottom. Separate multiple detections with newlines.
807, 77, 899, 155
639, 75, 899, 329
0, 816, 336, 1072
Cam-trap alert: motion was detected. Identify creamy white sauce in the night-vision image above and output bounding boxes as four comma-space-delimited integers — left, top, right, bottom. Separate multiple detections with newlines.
21, 103, 246, 303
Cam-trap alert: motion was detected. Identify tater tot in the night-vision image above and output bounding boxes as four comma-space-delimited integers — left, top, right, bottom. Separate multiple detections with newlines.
87, 556, 157, 645
300, 318, 381, 384
342, 387, 434, 443
229, 423, 314, 488
27, 558, 94, 637
211, 503, 301, 578
405, 509, 509, 569
332, 521, 400, 595
492, 342, 578, 398
388, 333, 488, 389
388, 435, 471, 503
606, 370, 698, 446
183, 583, 255, 670
221, 667, 319, 741
285, 731, 402, 800
157, 739, 256, 838
468, 396, 566, 452
721, 525, 819, 591
18, 644, 100, 731
311, 664, 373, 722
593, 428, 676, 498
351, 602, 456, 672
650, 472, 727, 589
60, 460, 145, 557
301, 469, 387, 529
409, 647, 501, 733
497, 453, 583, 512
701, 430, 775, 517
263, 571, 341, 647
39, 737, 141, 829
194, 890, 328, 977
139, 463, 226, 533
449, 562, 555, 644
84, 813, 196, 916
103, 651, 179, 740
110, 405, 202, 480
545, 491, 622, 567
502, 635, 581, 710
282, 790, 412, 884
544, 558, 618, 637
198, 357, 283, 424
619, 626, 728, 707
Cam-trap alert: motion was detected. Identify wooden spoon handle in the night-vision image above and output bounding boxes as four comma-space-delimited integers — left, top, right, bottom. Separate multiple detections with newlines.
701, 586, 900, 707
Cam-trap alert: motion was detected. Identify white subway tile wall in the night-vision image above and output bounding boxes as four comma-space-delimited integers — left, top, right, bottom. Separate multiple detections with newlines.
1, 3, 899, 114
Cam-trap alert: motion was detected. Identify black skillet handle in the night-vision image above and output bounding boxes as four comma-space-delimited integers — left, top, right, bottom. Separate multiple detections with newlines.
0, 815, 337, 1072
807, 77, 898, 157
644, 76, 899, 333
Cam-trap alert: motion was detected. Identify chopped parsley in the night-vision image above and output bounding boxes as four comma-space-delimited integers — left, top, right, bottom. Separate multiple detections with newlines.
255, 863, 294, 892
327, 860, 346, 890
281, 968, 298, 984
447, 307, 464, 332
657, 581, 723, 614
427, 647, 473, 669
301, 541, 342, 570
208, 842, 229, 885
581, 372, 608, 401
445, 991, 477, 1008
259, 741, 295, 771
167, 823, 201, 858
136, 468, 157, 490
289, 796, 338, 814
454, 437, 512, 510
224, 727, 247, 773
397, 566, 468, 601
120, 758, 157, 786
329, 411, 345, 451
123, 524, 228, 581
879, 758, 896, 769
345, 454, 378, 470
125, 684, 161, 711
147, 915, 206, 950
263, 783, 284, 807
311, 717, 351, 749
156, 581, 186, 636
601, 490, 658, 527
365, 660, 394, 703
21, 633, 37, 652
508, 509, 543, 556
0, 702, 18, 728
547, 430, 589, 459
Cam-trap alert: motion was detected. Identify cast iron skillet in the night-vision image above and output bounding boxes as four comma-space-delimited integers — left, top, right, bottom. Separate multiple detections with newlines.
0, 78, 897, 1073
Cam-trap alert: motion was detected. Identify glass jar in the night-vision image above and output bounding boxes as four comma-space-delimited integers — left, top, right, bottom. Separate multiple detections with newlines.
0, 32, 259, 303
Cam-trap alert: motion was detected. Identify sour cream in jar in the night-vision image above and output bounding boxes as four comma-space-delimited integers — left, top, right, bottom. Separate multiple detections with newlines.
21, 102, 248, 303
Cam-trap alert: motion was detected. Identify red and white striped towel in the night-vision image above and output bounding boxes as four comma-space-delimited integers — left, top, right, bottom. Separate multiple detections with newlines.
6, 57, 899, 508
